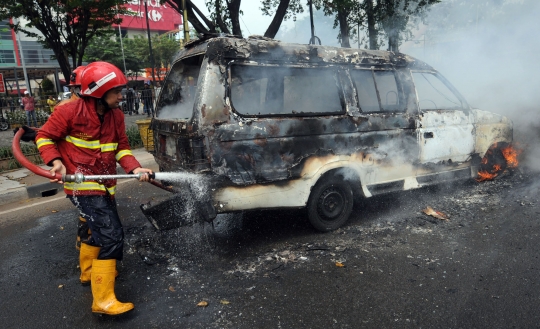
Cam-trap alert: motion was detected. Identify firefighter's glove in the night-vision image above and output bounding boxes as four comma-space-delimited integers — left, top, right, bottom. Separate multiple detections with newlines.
13, 125, 37, 142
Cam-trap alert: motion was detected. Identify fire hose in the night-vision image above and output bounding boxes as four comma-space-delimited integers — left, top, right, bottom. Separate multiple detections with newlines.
12, 127, 178, 193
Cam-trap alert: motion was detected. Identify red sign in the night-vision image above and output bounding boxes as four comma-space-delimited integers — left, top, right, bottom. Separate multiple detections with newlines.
0, 73, 4, 93
115, 0, 182, 32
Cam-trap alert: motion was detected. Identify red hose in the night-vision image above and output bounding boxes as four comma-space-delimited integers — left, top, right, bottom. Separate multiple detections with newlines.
12, 128, 63, 181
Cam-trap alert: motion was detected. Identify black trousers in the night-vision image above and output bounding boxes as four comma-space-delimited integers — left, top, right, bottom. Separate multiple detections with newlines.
69, 195, 124, 260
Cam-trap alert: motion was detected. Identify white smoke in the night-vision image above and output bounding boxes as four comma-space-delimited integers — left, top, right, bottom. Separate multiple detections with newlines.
157, 102, 193, 120
401, 0, 540, 173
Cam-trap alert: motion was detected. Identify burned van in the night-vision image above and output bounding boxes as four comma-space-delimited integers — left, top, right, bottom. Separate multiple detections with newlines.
148, 35, 512, 231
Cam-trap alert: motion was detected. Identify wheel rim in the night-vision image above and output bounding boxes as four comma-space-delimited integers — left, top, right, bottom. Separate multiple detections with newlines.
317, 187, 345, 221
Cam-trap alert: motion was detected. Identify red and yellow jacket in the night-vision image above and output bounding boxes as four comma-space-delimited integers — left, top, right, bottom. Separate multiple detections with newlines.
36, 98, 141, 197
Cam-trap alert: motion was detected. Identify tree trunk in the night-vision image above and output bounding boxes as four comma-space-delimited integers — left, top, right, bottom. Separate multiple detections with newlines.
226, 0, 242, 36
388, 32, 399, 52
264, 0, 291, 39
214, 0, 231, 34
337, 7, 350, 48
365, 0, 378, 50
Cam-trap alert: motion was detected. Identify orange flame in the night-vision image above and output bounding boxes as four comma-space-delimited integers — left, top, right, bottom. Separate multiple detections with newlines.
476, 143, 521, 182
476, 170, 498, 182
501, 144, 520, 168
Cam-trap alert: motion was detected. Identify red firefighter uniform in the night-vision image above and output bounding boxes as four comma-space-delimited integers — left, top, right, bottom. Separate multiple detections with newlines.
36, 97, 140, 196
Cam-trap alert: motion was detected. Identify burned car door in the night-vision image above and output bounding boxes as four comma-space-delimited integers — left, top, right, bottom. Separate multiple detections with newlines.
412, 71, 475, 169
348, 67, 419, 195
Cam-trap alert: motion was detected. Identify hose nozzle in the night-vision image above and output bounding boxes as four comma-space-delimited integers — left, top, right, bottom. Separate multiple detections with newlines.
62, 172, 156, 183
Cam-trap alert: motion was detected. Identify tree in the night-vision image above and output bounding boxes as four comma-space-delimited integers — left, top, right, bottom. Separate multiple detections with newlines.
83, 32, 144, 77
377, 0, 440, 52
85, 32, 179, 82
164, 0, 304, 39
125, 34, 180, 81
316, 0, 439, 51
0, 0, 129, 80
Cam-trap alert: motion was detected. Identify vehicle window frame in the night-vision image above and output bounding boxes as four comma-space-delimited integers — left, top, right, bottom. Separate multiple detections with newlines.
349, 67, 405, 114
227, 62, 347, 118
156, 54, 204, 115
411, 70, 470, 113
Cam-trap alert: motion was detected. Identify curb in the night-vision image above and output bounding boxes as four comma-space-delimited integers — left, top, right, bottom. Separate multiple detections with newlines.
0, 186, 28, 206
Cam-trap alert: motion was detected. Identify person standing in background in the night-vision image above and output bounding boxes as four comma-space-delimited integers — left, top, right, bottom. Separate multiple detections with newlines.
22, 91, 37, 127
133, 86, 140, 114
47, 95, 57, 113
125, 87, 134, 115
141, 82, 154, 117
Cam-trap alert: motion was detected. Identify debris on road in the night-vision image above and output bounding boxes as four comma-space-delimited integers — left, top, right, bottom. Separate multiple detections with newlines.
422, 206, 449, 220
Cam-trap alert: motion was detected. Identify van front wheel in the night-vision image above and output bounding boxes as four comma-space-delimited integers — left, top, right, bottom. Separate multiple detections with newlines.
307, 175, 353, 232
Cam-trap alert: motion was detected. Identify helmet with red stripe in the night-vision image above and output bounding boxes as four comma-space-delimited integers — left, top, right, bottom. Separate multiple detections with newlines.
80, 62, 127, 99
67, 66, 86, 87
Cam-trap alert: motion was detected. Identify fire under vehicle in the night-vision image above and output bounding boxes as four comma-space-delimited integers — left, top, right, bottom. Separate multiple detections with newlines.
142, 34, 513, 232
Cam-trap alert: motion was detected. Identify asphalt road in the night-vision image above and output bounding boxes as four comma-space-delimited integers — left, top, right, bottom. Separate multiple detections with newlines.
0, 162, 539, 328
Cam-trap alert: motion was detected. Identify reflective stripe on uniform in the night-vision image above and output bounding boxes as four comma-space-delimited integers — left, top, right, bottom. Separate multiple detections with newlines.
64, 181, 117, 195
100, 143, 118, 152
36, 138, 55, 149
115, 149, 133, 161
65, 135, 118, 152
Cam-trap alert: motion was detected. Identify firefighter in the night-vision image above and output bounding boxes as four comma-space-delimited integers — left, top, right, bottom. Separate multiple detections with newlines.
57, 65, 85, 107
36, 61, 153, 315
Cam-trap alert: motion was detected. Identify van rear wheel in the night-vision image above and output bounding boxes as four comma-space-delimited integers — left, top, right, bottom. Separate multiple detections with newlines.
307, 175, 353, 232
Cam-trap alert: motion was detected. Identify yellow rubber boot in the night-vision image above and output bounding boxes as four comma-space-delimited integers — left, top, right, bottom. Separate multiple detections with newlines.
91, 259, 134, 315
79, 244, 100, 285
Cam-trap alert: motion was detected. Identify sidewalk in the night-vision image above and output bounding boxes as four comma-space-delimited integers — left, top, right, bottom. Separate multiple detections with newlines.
0, 147, 158, 207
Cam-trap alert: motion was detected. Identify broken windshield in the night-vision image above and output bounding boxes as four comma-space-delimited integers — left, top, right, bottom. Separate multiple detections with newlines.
412, 72, 464, 111
157, 55, 203, 120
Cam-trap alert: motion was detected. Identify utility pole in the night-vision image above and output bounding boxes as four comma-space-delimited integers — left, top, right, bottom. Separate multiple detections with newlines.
13, 18, 31, 95
144, 0, 156, 86
182, 0, 190, 43
116, 5, 127, 74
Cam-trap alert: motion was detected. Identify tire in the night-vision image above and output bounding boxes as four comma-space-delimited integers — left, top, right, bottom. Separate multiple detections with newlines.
0, 121, 8, 131
479, 145, 507, 176
307, 174, 354, 232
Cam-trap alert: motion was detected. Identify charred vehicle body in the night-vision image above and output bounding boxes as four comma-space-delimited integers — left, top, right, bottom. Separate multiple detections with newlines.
145, 35, 512, 231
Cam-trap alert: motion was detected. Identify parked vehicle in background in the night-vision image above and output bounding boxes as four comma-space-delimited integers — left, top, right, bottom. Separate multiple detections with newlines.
146, 35, 513, 232
57, 92, 72, 101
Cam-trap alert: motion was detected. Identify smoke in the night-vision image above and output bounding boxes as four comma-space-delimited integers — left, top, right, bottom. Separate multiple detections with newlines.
157, 103, 193, 120
401, 0, 540, 172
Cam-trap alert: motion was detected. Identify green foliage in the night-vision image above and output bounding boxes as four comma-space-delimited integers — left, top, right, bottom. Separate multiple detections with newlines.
41, 77, 55, 94
261, 0, 305, 22
83, 32, 144, 74
84, 33, 179, 81
7, 110, 50, 124
0, 143, 42, 171
125, 125, 143, 149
